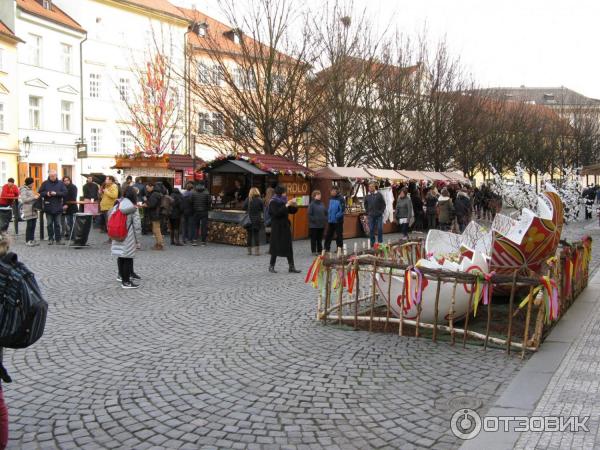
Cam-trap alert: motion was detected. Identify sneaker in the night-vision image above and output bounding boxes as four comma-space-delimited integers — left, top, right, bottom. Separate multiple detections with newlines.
191, 241, 198, 246
121, 281, 139, 289
48, 240, 54, 246
131, 273, 141, 280
26, 241, 35, 247
116, 275, 122, 282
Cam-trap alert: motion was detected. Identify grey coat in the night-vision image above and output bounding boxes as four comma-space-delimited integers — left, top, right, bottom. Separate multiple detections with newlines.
110, 198, 141, 259
395, 196, 414, 221
19, 186, 37, 220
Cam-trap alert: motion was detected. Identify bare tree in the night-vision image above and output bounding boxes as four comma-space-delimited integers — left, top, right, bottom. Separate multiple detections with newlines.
185, 0, 319, 160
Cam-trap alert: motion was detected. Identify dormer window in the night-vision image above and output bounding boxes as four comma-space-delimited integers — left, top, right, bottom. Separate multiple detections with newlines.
226, 28, 242, 45
543, 93, 556, 103
192, 22, 208, 37
42, 0, 52, 9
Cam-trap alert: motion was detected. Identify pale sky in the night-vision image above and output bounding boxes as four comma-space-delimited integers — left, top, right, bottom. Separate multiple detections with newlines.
173, 0, 600, 99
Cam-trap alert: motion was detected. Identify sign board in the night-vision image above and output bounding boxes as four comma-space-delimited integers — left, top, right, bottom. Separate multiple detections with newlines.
174, 171, 183, 187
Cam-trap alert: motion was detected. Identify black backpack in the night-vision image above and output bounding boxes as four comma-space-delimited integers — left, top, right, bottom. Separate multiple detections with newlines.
0, 253, 48, 349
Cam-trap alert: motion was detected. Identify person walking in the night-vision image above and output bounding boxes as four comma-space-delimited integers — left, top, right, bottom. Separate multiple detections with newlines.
20, 177, 39, 246
454, 188, 472, 233
38, 170, 67, 245
410, 187, 424, 231
191, 182, 211, 246
243, 187, 264, 255
263, 185, 275, 244
110, 186, 142, 289
308, 190, 327, 255
324, 187, 345, 253
99, 176, 119, 236
364, 182, 386, 247
144, 182, 164, 250
181, 182, 194, 244
169, 188, 184, 246
437, 188, 454, 231
268, 185, 300, 273
425, 188, 438, 230
61, 176, 78, 239
0, 178, 19, 233
395, 188, 414, 239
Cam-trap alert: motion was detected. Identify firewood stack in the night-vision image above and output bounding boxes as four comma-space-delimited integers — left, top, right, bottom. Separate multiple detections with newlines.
208, 222, 247, 246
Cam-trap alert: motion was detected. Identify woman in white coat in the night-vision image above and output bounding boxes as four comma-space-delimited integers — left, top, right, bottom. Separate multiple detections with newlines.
110, 186, 142, 289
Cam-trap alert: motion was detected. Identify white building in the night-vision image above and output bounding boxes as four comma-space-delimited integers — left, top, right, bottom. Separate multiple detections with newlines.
0, 0, 86, 188
54, 0, 189, 179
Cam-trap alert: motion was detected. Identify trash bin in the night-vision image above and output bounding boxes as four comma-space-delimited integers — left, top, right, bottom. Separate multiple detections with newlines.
70, 213, 93, 247
0, 207, 12, 232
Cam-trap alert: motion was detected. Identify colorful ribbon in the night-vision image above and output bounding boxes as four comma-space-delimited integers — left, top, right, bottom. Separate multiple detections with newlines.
540, 276, 560, 322
403, 266, 425, 313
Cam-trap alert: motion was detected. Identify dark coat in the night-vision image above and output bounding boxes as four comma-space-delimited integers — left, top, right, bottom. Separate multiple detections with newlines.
244, 197, 264, 230
191, 188, 211, 214
38, 178, 67, 214
364, 191, 386, 218
146, 190, 163, 221
308, 200, 327, 229
82, 182, 99, 200
170, 191, 184, 219
454, 193, 471, 220
182, 190, 194, 217
64, 184, 78, 215
269, 198, 297, 257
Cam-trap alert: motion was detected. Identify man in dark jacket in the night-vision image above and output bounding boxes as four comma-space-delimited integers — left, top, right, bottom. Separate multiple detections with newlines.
144, 182, 164, 250
191, 183, 211, 246
454, 189, 472, 233
181, 182, 194, 244
61, 176, 78, 238
38, 170, 67, 245
364, 182, 386, 247
324, 187, 345, 253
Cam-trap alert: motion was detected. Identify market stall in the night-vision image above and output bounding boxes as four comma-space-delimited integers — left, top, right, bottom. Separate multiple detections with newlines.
202, 154, 312, 245
167, 154, 204, 188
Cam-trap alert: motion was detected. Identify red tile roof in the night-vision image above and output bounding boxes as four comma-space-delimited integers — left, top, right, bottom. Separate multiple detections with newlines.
112, 0, 188, 22
0, 20, 23, 44
167, 154, 204, 170
17, 0, 85, 33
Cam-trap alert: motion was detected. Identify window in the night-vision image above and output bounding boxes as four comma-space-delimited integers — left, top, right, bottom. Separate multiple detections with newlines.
89, 73, 101, 98
0, 160, 6, 185
120, 129, 132, 153
198, 64, 223, 86
198, 113, 211, 134
234, 117, 254, 139
61, 101, 72, 132
0, 104, 4, 131
118, 78, 129, 102
28, 34, 42, 66
198, 63, 211, 85
61, 43, 72, 74
233, 67, 256, 90
90, 128, 102, 152
29, 96, 41, 130
273, 75, 285, 94
212, 113, 224, 136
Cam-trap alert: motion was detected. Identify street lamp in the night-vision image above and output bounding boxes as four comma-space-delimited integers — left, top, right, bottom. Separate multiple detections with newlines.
20, 136, 32, 160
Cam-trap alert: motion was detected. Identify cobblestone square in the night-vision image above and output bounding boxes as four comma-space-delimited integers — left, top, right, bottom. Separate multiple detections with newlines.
2, 229, 531, 449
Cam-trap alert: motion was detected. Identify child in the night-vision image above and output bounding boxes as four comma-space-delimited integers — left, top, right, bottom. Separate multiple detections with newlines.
308, 190, 327, 255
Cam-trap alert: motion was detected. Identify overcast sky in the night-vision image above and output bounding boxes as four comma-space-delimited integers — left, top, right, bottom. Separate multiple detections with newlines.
173, 0, 600, 99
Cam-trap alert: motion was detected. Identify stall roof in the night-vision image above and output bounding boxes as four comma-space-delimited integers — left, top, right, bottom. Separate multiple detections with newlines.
238, 153, 312, 176
209, 159, 269, 175
441, 171, 470, 183
581, 163, 600, 176
397, 170, 433, 181
365, 168, 407, 181
167, 154, 204, 170
314, 166, 371, 180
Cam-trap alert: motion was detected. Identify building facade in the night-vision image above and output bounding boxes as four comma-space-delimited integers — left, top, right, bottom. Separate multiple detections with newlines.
54, 0, 189, 180
0, 19, 22, 185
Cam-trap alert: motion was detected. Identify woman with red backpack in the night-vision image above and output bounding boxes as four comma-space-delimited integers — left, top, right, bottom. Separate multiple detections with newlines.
109, 186, 142, 289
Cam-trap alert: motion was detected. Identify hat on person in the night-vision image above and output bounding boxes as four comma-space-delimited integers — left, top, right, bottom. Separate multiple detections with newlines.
274, 185, 286, 195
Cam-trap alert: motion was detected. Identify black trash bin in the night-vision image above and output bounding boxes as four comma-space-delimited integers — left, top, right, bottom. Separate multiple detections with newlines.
0, 207, 12, 232
70, 213, 93, 247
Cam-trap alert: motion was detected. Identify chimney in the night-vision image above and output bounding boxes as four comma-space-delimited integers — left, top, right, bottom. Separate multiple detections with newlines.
0, 0, 16, 34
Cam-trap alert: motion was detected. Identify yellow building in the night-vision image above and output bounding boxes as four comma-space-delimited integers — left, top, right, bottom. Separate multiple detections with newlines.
0, 20, 22, 184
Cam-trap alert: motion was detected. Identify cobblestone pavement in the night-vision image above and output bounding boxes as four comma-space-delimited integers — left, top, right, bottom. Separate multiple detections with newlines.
1, 218, 592, 450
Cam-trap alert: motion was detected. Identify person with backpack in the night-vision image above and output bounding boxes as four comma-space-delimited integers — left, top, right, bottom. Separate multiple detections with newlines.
144, 182, 164, 250
38, 170, 67, 245
109, 186, 142, 288
324, 187, 345, 253
20, 177, 40, 247
191, 182, 211, 246
181, 182, 194, 244
99, 176, 119, 238
169, 188, 184, 246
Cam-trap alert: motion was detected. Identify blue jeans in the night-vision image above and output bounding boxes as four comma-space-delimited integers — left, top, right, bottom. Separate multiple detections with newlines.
183, 215, 195, 242
26, 218, 37, 242
368, 215, 383, 246
46, 213, 62, 242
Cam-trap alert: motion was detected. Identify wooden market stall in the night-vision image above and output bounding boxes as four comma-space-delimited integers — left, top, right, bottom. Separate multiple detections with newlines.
167, 154, 205, 188
202, 154, 312, 245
